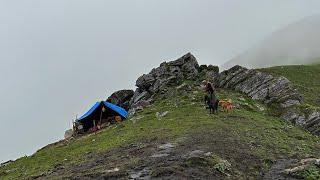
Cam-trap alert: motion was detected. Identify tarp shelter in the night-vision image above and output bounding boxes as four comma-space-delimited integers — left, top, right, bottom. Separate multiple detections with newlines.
76, 101, 128, 131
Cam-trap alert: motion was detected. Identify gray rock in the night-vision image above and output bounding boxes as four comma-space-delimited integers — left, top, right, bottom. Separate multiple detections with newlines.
304, 112, 320, 135
307, 112, 320, 123
218, 65, 246, 88
128, 167, 151, 180
132, 100, 151, 109
136, 74, 156, 90
64, 129, 74, 139
169, 66, 182, 75
219, 65, 301, 106
281, 111, 299, 122
207, 65, 219, 72
188, 150, 205, 158
131, 90, 150, 105
149, 79, 167, 93
176, 83, 192, 91
280, 99, 301, 108
150, 65, 168, 78
281, 111, 320, 135
107, 89, 134, 110
127, 109, 136, 117
199, 64, 208, 72
182, 64, 198, 79
131, 53, 200, 107
150, 153, 170, 158
295, 116, 306, 126
200, 64, 220, 84
156, 111, 169, 120
159, 143, 175, 150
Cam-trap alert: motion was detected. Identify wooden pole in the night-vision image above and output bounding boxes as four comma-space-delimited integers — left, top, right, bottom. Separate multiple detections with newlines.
99, 106, 104, 125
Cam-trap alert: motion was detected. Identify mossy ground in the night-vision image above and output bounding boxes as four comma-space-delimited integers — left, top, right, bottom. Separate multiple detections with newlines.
1, 83, 319, 179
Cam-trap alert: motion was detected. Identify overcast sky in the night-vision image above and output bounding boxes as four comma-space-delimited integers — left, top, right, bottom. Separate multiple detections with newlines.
1, 0, 320, 163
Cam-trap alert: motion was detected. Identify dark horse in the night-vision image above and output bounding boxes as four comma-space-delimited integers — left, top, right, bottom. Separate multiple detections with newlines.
204, 94, 219, 114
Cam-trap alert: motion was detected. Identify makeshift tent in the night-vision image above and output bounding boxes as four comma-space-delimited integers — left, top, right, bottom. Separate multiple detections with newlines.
76, 101, 128, 131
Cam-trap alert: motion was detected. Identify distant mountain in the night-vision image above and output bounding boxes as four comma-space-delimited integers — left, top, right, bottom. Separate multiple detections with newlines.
222, 15, 320, 69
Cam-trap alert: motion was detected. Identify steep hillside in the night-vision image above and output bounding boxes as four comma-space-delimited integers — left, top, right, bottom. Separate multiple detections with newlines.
1, 54, 319, 180
1, 88, 319, 180
222, 15, 320, 69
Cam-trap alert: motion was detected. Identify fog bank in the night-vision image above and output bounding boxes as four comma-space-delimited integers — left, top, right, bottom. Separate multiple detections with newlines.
223, 15, 320, 69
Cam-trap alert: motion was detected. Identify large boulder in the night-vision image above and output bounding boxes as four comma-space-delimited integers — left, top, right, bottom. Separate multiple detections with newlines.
107, 89, 134, 110
130, 53, 200, 107
64, 129, 74, 139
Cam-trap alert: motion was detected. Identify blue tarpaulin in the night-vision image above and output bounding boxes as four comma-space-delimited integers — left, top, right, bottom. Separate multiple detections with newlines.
77, 101, 128, 122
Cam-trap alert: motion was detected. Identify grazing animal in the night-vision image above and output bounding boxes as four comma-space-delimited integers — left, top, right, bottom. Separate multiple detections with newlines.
219, 99, 233, 112
204, 94, 219, 114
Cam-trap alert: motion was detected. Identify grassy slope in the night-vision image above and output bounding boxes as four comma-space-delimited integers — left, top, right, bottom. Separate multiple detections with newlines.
260, 64, 320, 107
1, 85, 320, 179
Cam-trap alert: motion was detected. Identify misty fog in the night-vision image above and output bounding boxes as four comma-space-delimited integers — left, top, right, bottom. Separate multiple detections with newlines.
223, 15, 320, 69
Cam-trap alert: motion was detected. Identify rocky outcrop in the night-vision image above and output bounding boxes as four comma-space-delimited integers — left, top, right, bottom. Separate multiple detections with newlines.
218, 65, 301, 108
218, 65, 320, 135
282, 111, 320, 135
107, 90, 134, 110
199, 65, 220, 84
305, 112, 320, 135
106, 54, 319, 136
130, 53, 200, 106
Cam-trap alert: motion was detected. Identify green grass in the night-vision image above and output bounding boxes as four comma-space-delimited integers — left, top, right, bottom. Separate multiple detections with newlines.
260, 64, 320, 107
1, 87, 319, 179
292, 165, 320, 180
